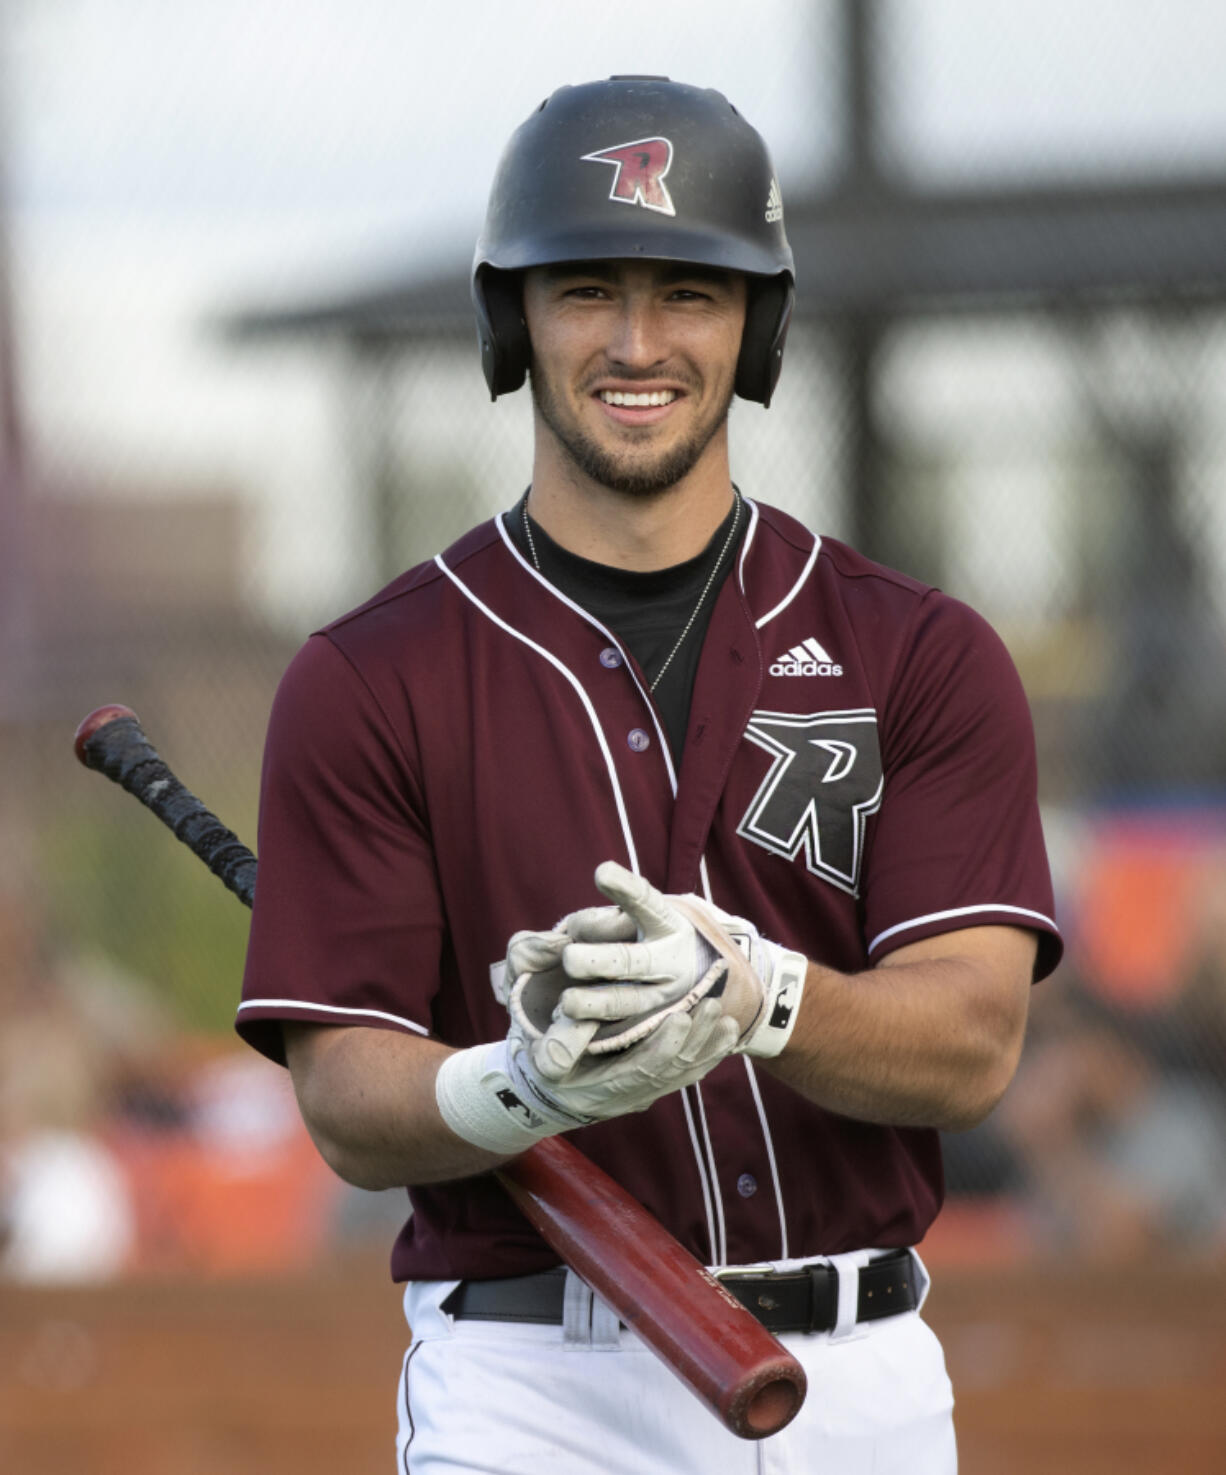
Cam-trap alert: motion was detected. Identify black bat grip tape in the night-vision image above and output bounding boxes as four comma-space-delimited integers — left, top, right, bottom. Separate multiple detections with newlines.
83, 715, 258, 910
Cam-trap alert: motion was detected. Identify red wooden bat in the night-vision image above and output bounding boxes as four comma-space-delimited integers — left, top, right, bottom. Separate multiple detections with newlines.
74, 704, 806, 1438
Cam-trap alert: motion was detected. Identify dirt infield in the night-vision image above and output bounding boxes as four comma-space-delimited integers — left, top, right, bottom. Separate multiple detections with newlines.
1, 1256, 1224, 1473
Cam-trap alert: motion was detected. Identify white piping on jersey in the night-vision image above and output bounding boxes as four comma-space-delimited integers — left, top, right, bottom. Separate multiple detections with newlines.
496, 513, 800, 1266
692, 855, 732, 1264
679, 1089, 722, 1267
754, 530, 822, 632
497, 504, 829, 1265
236, 998, 429, 1035
492, 525, 728, 1262
697, 850, 791, 1259
868, 902, 1059, 955
435, 551, 641, 875
691, 507, 793, 1264
741, 1057, 790, 1259
691, 1084, 729, 1266
495, 518, 680, 795
736, 494, 761, 587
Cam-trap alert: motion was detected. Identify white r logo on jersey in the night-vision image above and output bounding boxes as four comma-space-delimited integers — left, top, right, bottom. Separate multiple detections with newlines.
737, 710, 883, 895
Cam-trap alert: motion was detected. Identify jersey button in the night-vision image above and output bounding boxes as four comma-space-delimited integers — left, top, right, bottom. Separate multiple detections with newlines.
736, 1173, 758, 1198
599, 647, 623, 669
627, 728, 650, 753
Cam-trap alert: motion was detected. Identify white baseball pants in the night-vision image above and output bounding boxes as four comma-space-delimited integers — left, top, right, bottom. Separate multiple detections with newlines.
394, 1250, 956, 1474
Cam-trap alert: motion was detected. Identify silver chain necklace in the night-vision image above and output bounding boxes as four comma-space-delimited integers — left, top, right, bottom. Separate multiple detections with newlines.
520, 490, 742, 693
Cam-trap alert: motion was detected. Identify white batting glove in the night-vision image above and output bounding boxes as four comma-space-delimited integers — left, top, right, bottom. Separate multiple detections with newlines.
558, 862, 808, 1060
434, 1000, 738, 1157
503, 912, 637, 1076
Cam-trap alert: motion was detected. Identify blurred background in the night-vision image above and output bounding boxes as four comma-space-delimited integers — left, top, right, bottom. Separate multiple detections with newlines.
2, 0, 1226, 1470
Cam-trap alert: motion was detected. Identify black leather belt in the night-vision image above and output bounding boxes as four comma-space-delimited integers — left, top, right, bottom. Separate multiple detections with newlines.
441, 1249, 918, 1336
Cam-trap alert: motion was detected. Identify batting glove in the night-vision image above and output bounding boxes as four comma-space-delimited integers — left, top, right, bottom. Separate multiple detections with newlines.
434, 1000, 738, 1157
505, 914, 724, 1071
503, 911, 642, 1076
558, 861, 808, 1061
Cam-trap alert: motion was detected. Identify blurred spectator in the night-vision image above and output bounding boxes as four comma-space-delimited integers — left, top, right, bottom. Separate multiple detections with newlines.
996, 987, 1226, 1263
0, 1127, 134, 1282
0, 903, 340, 1281
105, 1043, 341, 1276
1142, 856, 1226, 1083
0, 939, 137, 1282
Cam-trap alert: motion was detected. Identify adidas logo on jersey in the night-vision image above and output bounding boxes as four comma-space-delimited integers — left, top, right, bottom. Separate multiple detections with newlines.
765, 177, 784, 224
770, 637, 842, 677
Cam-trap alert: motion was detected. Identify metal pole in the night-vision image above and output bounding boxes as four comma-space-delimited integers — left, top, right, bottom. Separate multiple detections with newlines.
0, 0, 30, 723
840, 317, 885, 565
842, 0, 882, 189
834, 0, 893, 568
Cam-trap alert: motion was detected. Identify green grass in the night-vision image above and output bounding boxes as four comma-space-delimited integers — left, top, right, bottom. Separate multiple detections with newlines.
43, 807, 255, 1034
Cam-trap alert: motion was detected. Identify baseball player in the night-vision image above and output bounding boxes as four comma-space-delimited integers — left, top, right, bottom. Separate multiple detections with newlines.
237, 77, 1061, 1473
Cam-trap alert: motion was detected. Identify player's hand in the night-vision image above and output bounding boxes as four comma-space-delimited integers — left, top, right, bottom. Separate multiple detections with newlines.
434, 1000, 738, 1156
503, 912, 636, 1075
558, 862, 808, 1060
506, 902, 727, 1067
516, 995, 737, 1111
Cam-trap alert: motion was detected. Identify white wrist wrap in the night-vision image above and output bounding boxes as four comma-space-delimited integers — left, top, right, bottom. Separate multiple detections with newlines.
435, 1041, 556, 1156
741, 948, 808, 1059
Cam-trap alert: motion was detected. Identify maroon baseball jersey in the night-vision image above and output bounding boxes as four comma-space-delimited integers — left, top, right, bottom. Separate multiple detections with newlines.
238, 499, 1061, 1280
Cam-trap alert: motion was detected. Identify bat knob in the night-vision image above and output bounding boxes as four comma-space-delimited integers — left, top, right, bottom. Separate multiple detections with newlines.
74, 704, 139, 766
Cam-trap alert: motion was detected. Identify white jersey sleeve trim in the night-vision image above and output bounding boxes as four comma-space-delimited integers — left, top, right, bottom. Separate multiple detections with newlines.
753, 530, 821, 632
436, 550, 641, 875
236, 998, 430, 1035
868, 903, 1059, 955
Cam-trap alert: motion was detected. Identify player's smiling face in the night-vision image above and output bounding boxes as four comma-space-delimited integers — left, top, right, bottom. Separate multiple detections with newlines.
522, 260, 747, 497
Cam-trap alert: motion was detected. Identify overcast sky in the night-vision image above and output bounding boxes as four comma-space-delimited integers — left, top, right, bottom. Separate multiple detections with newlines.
11, 0, 1226, 613
18, 2, 1226, 246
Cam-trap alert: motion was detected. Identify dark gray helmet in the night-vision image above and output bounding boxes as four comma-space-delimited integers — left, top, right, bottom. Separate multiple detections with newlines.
473, 76, 795, 406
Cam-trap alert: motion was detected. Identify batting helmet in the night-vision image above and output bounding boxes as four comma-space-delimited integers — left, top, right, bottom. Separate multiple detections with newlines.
473, 76, 795, 406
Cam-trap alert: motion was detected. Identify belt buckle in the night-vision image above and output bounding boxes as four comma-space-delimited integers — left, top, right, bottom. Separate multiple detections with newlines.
711, 1260, 838, 1332
710, 1263, 784, 1321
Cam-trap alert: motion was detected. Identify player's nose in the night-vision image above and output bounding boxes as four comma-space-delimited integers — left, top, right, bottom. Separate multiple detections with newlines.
605, 296, 670, 371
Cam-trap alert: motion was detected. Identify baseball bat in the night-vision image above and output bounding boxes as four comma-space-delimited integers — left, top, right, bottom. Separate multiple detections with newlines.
74, 705, 807, 1438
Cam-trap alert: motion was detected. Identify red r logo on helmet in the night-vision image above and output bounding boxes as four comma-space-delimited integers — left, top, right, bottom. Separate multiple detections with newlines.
581, 137, 676, 217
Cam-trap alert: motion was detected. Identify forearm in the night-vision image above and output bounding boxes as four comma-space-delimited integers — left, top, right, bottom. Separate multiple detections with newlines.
284, 1023, 513, 1189
765, 928, 1036, 1132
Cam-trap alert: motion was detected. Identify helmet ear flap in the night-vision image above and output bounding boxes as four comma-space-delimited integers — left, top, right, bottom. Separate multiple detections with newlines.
735, 276, 794, 407
473, 267, 530, 400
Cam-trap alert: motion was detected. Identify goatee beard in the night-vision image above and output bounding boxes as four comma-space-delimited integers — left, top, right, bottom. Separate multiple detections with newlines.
530, 372, 732, 498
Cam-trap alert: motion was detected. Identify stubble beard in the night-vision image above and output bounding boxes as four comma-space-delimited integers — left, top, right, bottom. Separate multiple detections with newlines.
529, 366, 734, 498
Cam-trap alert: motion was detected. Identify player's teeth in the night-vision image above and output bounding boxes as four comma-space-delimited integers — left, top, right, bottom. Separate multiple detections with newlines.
600, 390, 676, 406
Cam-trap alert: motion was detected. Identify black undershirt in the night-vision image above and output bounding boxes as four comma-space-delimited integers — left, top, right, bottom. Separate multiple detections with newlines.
504, 493, 745, 760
